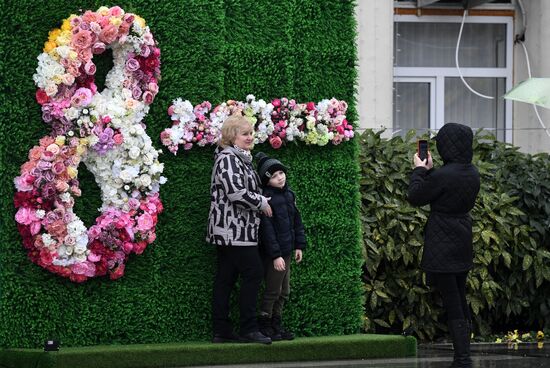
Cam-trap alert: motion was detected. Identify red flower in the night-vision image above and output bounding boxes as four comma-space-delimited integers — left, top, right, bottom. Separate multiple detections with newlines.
109, 264, 125, 280
36, 89, 49, 105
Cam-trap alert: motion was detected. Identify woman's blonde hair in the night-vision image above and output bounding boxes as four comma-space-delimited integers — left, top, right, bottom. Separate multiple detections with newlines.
219, 115, 253, 148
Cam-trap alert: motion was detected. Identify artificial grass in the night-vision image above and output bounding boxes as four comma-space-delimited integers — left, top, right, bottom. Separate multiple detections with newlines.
0, 334, 416, 368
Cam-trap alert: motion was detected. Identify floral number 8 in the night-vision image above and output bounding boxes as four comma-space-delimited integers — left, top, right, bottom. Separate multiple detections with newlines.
14, 6, 165, 282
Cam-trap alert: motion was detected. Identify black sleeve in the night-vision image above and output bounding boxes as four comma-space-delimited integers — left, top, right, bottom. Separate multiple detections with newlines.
260, 214, 282, 259
407, 167, 444, 207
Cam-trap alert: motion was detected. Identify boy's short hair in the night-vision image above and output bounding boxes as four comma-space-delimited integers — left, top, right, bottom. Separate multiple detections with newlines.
220, 115, 252, 148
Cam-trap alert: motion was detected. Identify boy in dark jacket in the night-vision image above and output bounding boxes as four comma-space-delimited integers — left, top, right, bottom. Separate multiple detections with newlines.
255, 152, 306, 341
408, 123, 480, 368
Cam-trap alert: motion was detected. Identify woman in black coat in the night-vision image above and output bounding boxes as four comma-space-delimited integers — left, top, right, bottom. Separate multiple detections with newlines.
408, 123, 480, 368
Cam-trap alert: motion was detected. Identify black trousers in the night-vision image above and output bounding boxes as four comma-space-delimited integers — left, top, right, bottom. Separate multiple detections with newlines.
212, 246, 263, 335
429, 271, 471, 322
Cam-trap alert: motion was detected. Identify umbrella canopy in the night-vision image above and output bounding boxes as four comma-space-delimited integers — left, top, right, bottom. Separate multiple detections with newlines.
504, 78, 550, 110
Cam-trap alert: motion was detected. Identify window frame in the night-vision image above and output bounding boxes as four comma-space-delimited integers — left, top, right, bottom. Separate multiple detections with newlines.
393, 13, 513, 141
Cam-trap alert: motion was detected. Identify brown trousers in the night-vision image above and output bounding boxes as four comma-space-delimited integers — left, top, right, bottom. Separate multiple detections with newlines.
260, 255, 291, 317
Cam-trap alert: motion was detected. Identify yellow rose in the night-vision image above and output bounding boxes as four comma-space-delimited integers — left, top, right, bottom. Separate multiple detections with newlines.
48, 28, 61, 42
61, 19, 71, 31
55, 136, 66, 146
67, 166, 78, 179
110, 17, 122, 26
69, 50, 77, 60
97, 6, 109, 15
134, 16, 146, 28
56, 30, 72, 46
44, 40, 57, 53
52, 75, 62, 84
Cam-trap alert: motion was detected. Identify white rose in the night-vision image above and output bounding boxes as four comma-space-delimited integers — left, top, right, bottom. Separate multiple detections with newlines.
128, 146, 140, 159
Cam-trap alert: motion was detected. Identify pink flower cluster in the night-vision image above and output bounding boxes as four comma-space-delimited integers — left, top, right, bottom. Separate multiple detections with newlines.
161, 96, 354, 154
35, 6, 161, 137
13, 133, 163, 282
161, 101, 222, 154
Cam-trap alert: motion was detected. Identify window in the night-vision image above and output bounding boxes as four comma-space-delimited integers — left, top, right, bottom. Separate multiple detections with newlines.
393, 14, 513, 141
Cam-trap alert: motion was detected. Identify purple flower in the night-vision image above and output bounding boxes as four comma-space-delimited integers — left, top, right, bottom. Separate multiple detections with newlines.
126, 58, 140, 72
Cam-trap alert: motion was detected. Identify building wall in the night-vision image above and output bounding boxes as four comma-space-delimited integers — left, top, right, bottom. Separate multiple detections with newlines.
356, 0, 394, 137
356, 0, 550, 153
512, 0, 550, 153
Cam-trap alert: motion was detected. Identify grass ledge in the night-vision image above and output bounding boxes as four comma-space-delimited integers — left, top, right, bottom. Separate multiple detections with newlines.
0, 334, 416, 368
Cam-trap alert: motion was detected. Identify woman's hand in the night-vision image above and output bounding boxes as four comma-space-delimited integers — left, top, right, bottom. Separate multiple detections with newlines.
273, 257, 285, 271
262, 203, 273, 217
413, 152, 433, 169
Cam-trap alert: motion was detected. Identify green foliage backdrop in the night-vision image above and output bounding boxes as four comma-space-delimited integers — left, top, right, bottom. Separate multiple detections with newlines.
0, 0, 363, 348
360, 130, 550, 340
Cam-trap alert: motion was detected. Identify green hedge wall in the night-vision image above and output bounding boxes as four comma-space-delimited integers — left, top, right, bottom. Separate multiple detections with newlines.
0, 0, 363, 348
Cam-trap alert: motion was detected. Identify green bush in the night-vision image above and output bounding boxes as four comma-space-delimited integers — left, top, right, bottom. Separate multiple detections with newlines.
0, 0, 363, 348
359, 130, 550, 340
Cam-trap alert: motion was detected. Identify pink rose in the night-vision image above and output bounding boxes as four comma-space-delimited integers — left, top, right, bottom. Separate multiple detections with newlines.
140, 45, 151, 57
88, 225, 101, 239
15, 207, 36, 225
14, 175, 34, 192
52, 162, 66, 175
142, 91, 154, 105
46, 144, 60, 155
306, 102, 315, 111
113, 134, 124, 145
71, 87, 93, 107
167, 105, 175, 116
88, 252, 101, 262
84, 61, 96, 75
131, 86, 142, 99
30, 221, 42, 236
272, 99, 281, 108
148, 82, 159, 95
109, 6, 123, 16
99, 24, 118, 44
269, 136, 283, 149
137, 213, 153, 231
78, 48, 93, 63
71, 30, 92, 49
72, 261, 96, 277
122, 241, 134, 254
92, 42, 106, 54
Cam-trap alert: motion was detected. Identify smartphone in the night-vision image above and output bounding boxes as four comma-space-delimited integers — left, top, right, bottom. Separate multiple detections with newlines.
417, 139, 429, 162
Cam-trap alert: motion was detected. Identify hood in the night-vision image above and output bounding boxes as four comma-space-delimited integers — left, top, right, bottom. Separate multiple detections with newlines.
435, 123, 474, 164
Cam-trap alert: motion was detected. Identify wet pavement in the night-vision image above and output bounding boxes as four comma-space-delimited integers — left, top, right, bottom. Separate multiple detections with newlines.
187, 343, 550, 368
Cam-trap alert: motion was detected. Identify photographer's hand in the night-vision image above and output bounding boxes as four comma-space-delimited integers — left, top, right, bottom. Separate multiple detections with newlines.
414, 152, 433, 169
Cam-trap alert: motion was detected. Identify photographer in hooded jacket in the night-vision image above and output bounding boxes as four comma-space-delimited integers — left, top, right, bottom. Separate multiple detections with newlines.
408, 123, 480, 368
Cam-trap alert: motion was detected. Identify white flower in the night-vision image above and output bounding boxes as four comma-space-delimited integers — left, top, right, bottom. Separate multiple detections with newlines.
35, 209, 46, 219
128, 146, 140, 159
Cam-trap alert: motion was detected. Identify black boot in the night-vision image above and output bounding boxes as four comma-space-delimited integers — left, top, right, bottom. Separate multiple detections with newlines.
448, 319, 472, 368
272, 315, 294, 341
258, 315, 278, 340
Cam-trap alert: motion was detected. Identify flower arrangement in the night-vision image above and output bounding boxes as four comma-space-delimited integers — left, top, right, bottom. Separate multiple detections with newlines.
160, 94, 354, 154
14, 6, 165, 282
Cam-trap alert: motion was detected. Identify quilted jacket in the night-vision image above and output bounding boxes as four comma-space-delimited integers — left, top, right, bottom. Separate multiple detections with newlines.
206, 146, 268, 246
408, 123, 481, 273
259, 184, 306, 260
